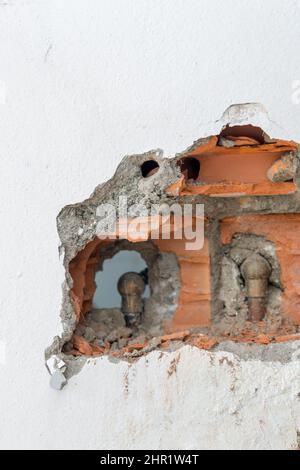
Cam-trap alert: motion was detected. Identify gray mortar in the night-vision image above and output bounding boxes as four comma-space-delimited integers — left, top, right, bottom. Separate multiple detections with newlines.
46, 123, 300, 385
214, 234, 284, 333
267, 152, 297, 182
214, 339, 300, 363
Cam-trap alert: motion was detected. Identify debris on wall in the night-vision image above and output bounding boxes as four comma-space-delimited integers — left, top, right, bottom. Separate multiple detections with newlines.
46, 103, 300, 389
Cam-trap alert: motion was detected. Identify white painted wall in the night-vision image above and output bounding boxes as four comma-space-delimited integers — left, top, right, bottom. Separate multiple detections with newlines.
1, 0, 300, 450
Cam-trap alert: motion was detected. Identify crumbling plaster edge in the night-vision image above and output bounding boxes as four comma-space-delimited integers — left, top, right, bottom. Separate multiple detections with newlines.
46, 103, 300, 389
46, 338, 300, 390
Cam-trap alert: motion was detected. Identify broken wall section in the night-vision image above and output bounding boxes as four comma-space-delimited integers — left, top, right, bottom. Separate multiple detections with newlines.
46, 104, 300, 388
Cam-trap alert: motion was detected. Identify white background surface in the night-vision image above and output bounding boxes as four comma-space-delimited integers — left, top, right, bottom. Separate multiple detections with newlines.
1, 0, 300, 449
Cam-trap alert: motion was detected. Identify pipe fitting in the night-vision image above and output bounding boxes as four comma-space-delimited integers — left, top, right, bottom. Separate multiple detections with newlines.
241, 253, 271, 321
117, 272, 145, 327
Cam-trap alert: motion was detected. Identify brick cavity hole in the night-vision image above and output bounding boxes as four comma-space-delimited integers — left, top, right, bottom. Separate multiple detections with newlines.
63, 239, 181, 356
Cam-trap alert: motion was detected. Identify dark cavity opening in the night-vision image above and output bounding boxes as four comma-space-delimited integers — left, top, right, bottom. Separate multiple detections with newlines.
180, 157, 200, 180
141, 160, 159, 177
218, 124, 266, 145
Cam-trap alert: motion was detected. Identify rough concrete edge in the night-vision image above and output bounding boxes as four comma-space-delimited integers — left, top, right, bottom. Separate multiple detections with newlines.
45, 103, 300, 389
62, 339, 300, 391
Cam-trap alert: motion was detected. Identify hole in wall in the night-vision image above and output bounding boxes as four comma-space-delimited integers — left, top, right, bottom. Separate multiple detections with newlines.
63, 239, 181, 357
180, 157, 200, 180
93, 250, 150, 309
218, 124, 266, 146
46, 106, 300, 390
141, 160, 159, 177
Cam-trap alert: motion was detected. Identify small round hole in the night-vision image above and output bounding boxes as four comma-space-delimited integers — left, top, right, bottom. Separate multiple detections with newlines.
180, 157, 200, 180
141, 160, 160, 178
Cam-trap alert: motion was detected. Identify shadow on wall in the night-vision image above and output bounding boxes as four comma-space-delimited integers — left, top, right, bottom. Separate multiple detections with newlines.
93, 250, 150, 308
